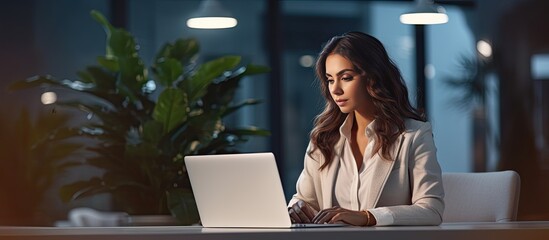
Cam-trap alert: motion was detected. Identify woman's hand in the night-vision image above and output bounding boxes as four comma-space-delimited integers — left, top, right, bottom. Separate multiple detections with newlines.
312, 207, 375, 226
288, 200, 318, 223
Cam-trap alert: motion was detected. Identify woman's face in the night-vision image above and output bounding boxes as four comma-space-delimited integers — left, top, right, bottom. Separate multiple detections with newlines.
325, 53, 371, 114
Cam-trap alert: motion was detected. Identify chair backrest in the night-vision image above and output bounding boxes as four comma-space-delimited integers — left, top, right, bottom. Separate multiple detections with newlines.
442, 170, 520, 222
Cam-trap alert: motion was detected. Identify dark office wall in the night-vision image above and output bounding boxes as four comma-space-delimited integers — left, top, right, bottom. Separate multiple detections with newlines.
0, 0, 40, 226
439, 0, 549, 220
0, 1, 39, 117
0, 0, 109, 225
495, 0, 549, 221
1, 0, 108, 114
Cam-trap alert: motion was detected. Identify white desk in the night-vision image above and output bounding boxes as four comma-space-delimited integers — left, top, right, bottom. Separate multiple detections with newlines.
1, 222, 549, 240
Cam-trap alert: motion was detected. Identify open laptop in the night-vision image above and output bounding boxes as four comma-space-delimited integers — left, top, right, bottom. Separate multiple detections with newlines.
184, 152, 347, 228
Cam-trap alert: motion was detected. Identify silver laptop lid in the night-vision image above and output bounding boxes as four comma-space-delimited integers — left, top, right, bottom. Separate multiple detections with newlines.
184, 152, 292, 228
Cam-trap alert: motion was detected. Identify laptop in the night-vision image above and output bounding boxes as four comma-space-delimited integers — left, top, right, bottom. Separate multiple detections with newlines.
184, 152, 347, 228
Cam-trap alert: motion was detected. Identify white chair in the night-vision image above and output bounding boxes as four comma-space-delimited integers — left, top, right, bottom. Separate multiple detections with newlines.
442, 170, 520, 222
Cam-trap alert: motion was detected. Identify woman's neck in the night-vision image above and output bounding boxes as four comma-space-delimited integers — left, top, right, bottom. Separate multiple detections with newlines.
353, 110, 374, 132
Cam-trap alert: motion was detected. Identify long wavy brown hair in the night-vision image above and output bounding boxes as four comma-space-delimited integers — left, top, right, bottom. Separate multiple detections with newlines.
310, 31, 425, 170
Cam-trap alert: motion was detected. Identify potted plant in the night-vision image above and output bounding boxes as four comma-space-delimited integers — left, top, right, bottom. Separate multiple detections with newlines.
11, 10, 270, 225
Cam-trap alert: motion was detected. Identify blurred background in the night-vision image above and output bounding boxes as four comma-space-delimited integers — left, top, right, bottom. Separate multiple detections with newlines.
1, 0, 548, 225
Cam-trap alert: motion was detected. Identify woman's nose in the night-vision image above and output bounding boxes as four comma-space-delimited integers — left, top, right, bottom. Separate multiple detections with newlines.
331, 82, 343, 95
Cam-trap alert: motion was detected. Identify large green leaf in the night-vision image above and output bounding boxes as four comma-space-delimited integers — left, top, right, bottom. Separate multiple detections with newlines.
9, 75, 92, 91
181, 112, 223, 155
201, 69, 243, 110
92, 10, 145, 104
171, 39, 199, 65
92, 10, 138, 59
96, 56, 119, 72
75, 67, 126, 108
90, 10, 114, 57
222, 99, 261, 117
155, 58, 183, 87
126, 142, 161, 160
158, 121, 190, 155
242, 64, 271, 75
77, 66, 116, 91
195, 126, 271, 154
142, 120, 164, 144
59, 177, 109, 202
225, 126, 271, 137
153, 88, 188, 134
116, 56, 146, 103
109, 29, 137, 58
183, 56, 241, 102
155, 39, 199, 67
10, 75, 124, 110
198, 64, 270, 112
58, 101, 137, 134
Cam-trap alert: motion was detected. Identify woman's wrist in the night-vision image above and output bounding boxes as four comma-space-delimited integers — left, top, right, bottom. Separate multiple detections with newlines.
362, 210, 376, 226
361, 211, 370, 226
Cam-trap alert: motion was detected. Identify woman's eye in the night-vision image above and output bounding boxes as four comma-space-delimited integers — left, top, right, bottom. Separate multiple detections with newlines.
342, 76, 353, 81
327, 79, 334, 84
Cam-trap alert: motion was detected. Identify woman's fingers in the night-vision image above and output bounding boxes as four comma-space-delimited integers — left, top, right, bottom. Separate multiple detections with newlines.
329, 211, 367, 225
312, 207, 369, 226
312, 206, 339, 223
289, 200, 349, 224
289, 200, 314, 223
288, 208, 298, 223
297, 200, 316, 221
292, 203, 308, 223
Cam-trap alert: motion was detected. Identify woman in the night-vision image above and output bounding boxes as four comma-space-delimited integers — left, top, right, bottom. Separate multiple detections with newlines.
288, 32, 444, 226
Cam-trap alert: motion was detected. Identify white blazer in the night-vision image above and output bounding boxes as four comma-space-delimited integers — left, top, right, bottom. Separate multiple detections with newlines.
289, 119, 445, 226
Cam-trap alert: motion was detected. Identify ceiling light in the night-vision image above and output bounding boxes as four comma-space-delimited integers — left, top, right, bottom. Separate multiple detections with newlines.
299, 55, 315, 68
41, 92, 57, 105
477, 40, 492, 58
186, 0, 237, 29
400, 0, 449, 25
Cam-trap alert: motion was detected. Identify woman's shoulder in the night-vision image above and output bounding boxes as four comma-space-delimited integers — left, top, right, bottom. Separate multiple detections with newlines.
305, 141, 323, 162
401, 119, 435, 147
403, 118, 432, 134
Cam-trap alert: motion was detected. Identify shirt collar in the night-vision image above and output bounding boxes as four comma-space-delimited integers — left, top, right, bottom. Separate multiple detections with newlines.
339, 112, 376, 141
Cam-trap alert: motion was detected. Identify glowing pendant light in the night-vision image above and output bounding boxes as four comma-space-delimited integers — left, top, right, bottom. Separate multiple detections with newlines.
400, 0, 449, 25
186, 0, 238, 29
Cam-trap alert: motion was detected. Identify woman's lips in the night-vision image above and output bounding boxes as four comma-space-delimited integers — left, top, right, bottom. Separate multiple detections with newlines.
335, 99, 347, 106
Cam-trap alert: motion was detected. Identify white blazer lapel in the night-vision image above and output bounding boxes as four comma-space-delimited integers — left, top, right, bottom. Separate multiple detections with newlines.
365, 135, 405, 209
319, 137, 345, 209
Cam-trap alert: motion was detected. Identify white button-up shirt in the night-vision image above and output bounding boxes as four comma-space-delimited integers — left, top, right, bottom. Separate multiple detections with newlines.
333, 112, 393, 225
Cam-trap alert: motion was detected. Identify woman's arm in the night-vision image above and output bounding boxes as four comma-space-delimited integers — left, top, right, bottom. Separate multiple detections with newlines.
369, 122, 445, 226
288, 143, 322, 211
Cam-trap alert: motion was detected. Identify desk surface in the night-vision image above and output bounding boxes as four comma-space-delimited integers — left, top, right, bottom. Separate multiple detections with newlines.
1, 221, 549, 240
